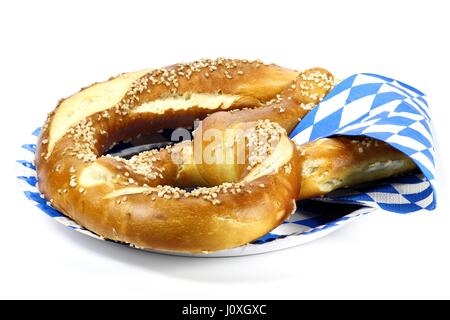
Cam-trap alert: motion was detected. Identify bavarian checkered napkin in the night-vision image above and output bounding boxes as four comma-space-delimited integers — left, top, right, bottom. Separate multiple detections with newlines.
290, 73, 436, 213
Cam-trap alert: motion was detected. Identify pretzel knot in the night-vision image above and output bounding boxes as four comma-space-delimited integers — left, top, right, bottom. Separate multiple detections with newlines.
36, 58, 415, 252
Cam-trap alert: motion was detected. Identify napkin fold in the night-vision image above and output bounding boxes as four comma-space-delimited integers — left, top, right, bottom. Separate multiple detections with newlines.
290, 73, 436, 213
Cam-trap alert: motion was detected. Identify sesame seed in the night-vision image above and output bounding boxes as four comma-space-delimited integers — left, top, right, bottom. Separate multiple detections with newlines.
284, 163, 292, 174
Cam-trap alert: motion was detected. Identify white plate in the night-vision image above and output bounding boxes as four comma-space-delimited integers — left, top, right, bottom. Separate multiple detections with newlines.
16, 127, 374, 257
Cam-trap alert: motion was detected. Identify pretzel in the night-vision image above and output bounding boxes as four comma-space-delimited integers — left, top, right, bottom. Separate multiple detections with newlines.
36, 59, 415, 252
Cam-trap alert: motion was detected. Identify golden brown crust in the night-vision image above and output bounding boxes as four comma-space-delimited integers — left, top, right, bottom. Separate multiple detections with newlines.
36, 59, 302, 252
297, 136, 417, 199
35, 59, 416, 253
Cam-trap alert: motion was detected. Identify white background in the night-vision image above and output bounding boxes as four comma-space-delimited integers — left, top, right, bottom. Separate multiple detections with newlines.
1, 0, 449, 299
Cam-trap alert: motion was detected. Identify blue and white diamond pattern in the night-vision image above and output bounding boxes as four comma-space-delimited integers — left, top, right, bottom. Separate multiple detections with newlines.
290, 73, 436, 213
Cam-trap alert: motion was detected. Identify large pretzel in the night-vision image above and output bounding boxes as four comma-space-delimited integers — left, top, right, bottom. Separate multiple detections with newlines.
36, 59, 415, 252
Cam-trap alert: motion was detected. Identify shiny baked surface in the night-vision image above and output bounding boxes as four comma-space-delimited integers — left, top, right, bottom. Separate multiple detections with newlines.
36, 58, 415, 252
